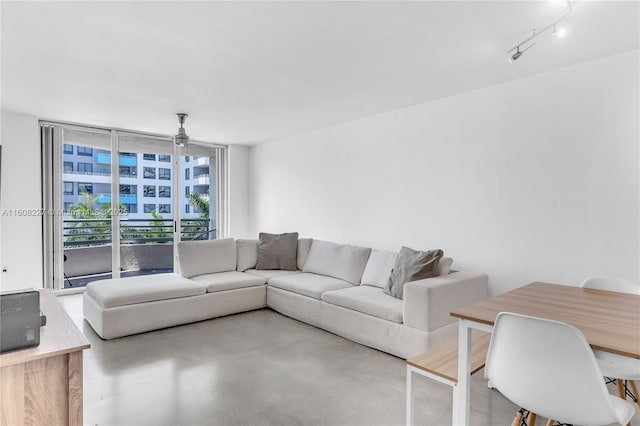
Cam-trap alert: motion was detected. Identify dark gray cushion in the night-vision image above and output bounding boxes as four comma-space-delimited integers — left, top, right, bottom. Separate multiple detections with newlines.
384, 246, 443, 299
256, 232, 299, 271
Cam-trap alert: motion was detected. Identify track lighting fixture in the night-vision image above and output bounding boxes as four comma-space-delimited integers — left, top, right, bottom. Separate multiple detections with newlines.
175, 113, 189, 147
508, 44, 535, 63
507, 1, 574, 63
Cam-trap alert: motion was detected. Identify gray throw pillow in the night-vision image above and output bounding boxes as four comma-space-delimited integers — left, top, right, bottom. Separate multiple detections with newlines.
256, 232, 299, 271
384, 246, 444, 299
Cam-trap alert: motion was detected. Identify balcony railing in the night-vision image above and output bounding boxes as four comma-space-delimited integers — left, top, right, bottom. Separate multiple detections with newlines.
63, 218, 214, 247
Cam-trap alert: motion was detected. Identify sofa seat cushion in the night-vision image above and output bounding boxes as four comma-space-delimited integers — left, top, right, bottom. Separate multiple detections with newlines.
190, 271, 265, 293
268, 273, 352, 300
85, 273, 206, 309
322, 286, 403, 323
244, 269, 302, 280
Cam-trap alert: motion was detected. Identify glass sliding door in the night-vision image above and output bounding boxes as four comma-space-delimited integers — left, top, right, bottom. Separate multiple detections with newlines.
178, 143, 219, 243
57, 127, 114, 288
117, 134, 175, 278
42, 121, 227, 290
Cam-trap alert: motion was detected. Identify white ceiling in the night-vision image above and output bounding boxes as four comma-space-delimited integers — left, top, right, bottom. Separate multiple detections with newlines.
1, 1, 638, 145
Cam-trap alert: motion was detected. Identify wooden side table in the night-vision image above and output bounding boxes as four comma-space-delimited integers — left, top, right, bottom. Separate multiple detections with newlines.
0, 289, 90, 425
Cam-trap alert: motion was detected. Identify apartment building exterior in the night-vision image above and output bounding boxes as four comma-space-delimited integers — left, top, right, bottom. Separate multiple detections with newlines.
62, 144, 214, 221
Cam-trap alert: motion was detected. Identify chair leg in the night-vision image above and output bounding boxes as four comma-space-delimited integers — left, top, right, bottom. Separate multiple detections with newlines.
528, 412, 537, 426
511, 411, 523, 426
545, 420, 554, 426
617, 379, 626, 399
629, 380, 640, 410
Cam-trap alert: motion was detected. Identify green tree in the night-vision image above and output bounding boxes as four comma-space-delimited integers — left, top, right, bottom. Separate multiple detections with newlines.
67, 192, 125, 246
184, 192, 211, 240
188, 192, 209, 219
145, 211, 171, 242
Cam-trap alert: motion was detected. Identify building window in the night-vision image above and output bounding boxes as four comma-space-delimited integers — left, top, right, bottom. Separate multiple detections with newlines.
120, 152, 136, 158
64, 202, 73, 212
63, 161, 73, 172
63, 182, 73, 195
120, 184, 136, 195
123, 203, 137, 214
143, 153, 156, 161
78, 183, 93, 194
159, 186, 171, 198
159, 168, 170, 180
143, 167, 156, 179
158, 155, 171, 162
143, 185, 156, 197
158, 204, 171, 214
78, 162, 93, 173
63, 144, 73, 154
77, 146, 93, 156
144, 204, 156, 213
185, 186, 190, 197
185, 156, 190, 162
185, 168, 190, 180
185, 205, 190, 213
120, 166, 137, 177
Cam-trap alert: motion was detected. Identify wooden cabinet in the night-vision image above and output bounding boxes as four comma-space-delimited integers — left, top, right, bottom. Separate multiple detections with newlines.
1, 290, 90, 425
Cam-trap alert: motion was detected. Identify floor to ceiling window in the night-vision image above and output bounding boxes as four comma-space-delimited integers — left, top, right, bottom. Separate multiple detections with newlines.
41, 122, 226, 290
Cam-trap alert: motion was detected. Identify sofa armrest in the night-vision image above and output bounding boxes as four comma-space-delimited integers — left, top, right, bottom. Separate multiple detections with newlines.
403, 271, 488, 332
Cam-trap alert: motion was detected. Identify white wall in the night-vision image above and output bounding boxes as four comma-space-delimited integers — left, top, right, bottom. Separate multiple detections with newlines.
228, 144, 251, 238
0, 110, 43, 291
249, 50, 640, 296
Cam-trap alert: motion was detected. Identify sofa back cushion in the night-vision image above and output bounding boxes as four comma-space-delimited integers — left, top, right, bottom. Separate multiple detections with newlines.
297, 238, 313, 270
302, 240, 371, 285
361, 250, 397, 289
177, 238, 237, 278
236, 239, 258, 272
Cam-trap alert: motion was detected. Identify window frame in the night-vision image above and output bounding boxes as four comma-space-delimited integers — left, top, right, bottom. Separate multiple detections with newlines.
77, 146, 93, 156
77, 162, 93, 174
143, 166, 156, 179
159, 168, 171, 180
143, 185, 156, 197
77, 182, 93, 194
159, 186, 171, 198
63, 182, 74, 195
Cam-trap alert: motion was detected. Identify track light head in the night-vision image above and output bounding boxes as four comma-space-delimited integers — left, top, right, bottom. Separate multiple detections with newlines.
509, 49, 523, 63
507, 44, 535, 64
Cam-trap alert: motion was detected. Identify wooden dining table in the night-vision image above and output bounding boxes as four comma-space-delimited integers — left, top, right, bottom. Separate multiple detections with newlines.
449, 281, 640, 426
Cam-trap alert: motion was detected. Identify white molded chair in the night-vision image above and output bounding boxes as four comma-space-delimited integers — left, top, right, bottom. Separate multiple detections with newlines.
485, 312, 636, 426
581, 276, 640, 410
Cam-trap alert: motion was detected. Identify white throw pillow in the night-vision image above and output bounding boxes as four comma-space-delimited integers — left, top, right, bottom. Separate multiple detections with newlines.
438, 257, 453, 276
302, 240, 371, 285
361, 250, 397, 289
177, 238, 236, 278
236, 239, 258, 272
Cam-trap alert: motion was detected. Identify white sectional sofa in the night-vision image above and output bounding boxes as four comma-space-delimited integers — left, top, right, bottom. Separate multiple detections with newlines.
83, 237, 488, 359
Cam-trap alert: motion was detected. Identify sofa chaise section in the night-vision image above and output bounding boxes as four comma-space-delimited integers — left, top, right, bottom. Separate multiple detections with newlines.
83, 239, 269, 339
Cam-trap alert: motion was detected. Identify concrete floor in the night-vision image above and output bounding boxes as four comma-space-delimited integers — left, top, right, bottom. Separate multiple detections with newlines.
58, 294, 636, 426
